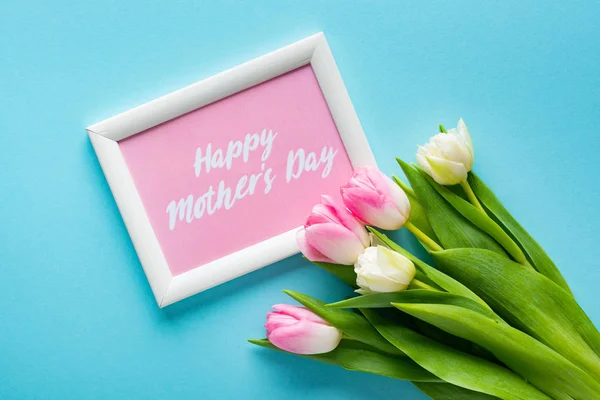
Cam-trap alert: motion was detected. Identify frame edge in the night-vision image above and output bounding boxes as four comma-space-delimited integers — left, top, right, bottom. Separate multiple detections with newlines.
88, 130, 173, 306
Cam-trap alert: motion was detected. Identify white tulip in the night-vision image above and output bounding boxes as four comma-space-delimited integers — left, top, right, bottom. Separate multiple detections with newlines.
416, 118, 474, 185
354, 246, 416, 294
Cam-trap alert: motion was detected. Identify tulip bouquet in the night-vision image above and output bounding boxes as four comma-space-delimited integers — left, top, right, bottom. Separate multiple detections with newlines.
249, 120, 600, 399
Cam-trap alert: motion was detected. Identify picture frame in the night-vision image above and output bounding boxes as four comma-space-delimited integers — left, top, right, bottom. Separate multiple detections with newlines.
87, 32, 376, 307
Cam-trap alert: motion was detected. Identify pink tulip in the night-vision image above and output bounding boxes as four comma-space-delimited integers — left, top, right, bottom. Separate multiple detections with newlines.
341, 167, 411, 230
266, 304, 342, 355
296, 195, 370, 265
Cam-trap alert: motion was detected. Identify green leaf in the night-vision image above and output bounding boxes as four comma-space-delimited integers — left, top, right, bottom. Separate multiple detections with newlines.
392, 174, 439, 242
329, 289, 504, 363
467, 172, 572, 293
411, 319, 499, 364
396, 159, 506, 256
328, 291, 417, 309
362, 309, 551, 400
249, 338, 440, 382
413, 269, 445, 291
414, 382, 499, 400
283, 290, 403, 356
311, 260, 357, 288
328, 290, 501, 323
433, 248, 600, 380
251, 338, 497, 398
369, 228, 490, 309
425, 175, 528, 264
394, 303, 600, 400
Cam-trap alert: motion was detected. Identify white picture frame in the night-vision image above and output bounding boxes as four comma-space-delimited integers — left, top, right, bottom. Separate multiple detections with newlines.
87, 32, 376, 307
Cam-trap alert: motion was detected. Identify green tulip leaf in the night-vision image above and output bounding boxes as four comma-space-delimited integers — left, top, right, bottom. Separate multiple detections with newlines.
411, 318, 498, 364
425, 175, 528, 265
369, 228, 490, 309
362, 309, 551, 400
413, 269, 445, 291
396, 159, 506, 256
249, 338, 440, 382
392, 174, 439, 242
467, 172, 571, 293
393, 302, 600, 400
251, 338, 499, 397
328, 290, 500, 322
414, 382, 499, 400
433, 248, 600, 380
325, 287, 500, 363
329, 290, 504, 362
283, 290, 403, 356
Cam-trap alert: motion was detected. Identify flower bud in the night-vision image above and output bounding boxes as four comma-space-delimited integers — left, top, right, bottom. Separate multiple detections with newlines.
266, 304, 342, 355
354, 246, 416, 294
296, 195, 370, 265
340, 166, 411, 230
417, 118, 474, 185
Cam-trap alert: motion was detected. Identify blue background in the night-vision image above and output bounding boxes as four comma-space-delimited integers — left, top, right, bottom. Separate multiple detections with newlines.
2, 1, 599, 399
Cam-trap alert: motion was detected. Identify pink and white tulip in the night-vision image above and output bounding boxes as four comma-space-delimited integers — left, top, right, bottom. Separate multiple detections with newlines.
266, 304, 342, 355
296, 195, 370, 265
341, 166, 411, 230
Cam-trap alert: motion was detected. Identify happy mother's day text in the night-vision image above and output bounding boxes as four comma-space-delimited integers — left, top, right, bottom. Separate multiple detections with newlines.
166, 129, 338, 230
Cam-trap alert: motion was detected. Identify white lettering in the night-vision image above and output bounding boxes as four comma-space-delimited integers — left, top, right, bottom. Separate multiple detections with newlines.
211, 148, 225, 170
166, 195, 194, 230
243, 133, 259, 162
286, 146, 337, 182
320, 146, 337, 178
286, 149, 304, 182
171, 130, 341, 231
194, 128, 278, 177
193, 144, 211, 177
260, 129, 278, 161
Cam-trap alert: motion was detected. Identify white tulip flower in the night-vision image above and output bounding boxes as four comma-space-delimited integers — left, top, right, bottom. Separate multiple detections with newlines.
417, 118, 474, 185
354, 246, 416, 294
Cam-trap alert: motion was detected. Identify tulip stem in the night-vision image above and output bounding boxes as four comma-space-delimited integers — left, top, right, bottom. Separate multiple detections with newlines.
405, 221, 444, 252
409, 279, 438, 291
460, 180, 486, 214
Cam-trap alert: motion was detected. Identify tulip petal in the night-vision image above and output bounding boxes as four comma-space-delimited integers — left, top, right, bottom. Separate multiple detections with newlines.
341, 187, 385, 225
296, 228, 335, 263
265, 312, 297, 334
356, 269, 409, 293
305, 223, 366, 265
272, 304, 327, 324
457, 118, 474, 156
267, 318, 342, 355
423, 139, 444, 158
433, 133, 472, 171
340, 167, 410, 232
341, 185, 384, 209
417, 146, 434, 175
321, 195, 370, 247
348, 168, 377, 191
364, 166, 392, 197
377, 246, 415, 285
354, 246, 416, 294
425, 156, 468, 185
305, 203, 338, 226
342, 187, 407, 230
386, 177, 411, 218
